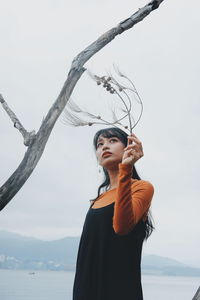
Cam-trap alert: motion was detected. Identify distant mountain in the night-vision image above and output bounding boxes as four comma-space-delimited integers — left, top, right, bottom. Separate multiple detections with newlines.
142, 254, 186, 268
0, 230, 79, 270
0, 230, 37, 241
142, 254, 200, 277
0, 230, 200, 276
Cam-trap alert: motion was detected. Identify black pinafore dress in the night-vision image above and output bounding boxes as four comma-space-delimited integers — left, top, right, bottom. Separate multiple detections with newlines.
72, 201, 146, 300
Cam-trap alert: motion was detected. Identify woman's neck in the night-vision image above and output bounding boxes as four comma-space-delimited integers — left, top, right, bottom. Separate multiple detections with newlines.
107, 167, 119, 190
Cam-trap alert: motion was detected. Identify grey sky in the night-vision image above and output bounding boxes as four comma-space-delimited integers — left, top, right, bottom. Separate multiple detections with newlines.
0, 0, 200, 267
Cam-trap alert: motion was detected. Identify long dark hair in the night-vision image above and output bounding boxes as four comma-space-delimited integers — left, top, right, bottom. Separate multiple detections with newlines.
91, 127, 154, 240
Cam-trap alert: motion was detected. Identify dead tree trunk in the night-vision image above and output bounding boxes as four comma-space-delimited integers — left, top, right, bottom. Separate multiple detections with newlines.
0, 0, 164, 211
193, 287, 200, 300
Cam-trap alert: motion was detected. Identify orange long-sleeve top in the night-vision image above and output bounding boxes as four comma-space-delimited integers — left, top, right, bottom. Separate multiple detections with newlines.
91, 163, 154, 235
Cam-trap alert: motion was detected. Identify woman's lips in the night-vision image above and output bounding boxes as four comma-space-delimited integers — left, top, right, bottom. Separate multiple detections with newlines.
102, 152, 112, 158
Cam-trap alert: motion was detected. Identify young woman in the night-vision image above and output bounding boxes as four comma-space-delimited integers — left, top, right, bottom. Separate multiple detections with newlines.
72, 127, 154, 300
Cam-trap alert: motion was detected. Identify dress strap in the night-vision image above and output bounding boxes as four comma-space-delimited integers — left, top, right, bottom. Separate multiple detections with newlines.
89, 200, 95, 209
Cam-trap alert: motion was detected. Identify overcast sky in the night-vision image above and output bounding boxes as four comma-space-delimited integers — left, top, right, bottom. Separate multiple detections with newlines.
0, 0, 200, 267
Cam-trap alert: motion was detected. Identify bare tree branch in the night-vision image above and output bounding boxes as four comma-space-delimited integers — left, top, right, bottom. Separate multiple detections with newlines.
0, 94, 35, 146
0, 0, 164, 211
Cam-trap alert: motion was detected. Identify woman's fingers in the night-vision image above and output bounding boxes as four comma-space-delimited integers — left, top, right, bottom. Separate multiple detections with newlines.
124, 146, 143, 157
127, 135, 142, 147
125, 148, 143, 162
124, 142, 143, 152
129, 132, 142, 143
127, 135, 135, 145
125, 135, 143, 155
124, 144, 138, 150
122, 133, 144, 165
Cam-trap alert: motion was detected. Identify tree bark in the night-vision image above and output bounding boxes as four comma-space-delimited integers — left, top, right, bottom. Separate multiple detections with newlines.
193, 286, 200, 300
0, 0, 164, 211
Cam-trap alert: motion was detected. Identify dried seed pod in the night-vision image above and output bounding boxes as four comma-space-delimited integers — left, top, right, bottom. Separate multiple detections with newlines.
64, 69, 143, 135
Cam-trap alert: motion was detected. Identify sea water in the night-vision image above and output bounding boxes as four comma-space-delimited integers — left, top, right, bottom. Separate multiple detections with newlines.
0, 269, 199, 300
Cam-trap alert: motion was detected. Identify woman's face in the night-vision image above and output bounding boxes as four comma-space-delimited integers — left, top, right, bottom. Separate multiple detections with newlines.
95, 135, 126, 169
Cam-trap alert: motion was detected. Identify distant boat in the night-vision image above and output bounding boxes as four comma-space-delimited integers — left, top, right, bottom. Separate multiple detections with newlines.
28, 272, 35, 275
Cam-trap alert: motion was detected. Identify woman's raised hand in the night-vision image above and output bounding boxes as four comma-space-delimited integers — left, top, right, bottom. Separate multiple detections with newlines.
121, 133, 144, 166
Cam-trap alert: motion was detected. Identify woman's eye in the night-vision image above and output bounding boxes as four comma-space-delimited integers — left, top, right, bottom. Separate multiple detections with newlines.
110, 138, 117, 142
97, 138, 118, 147
97, 142, 103, 147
